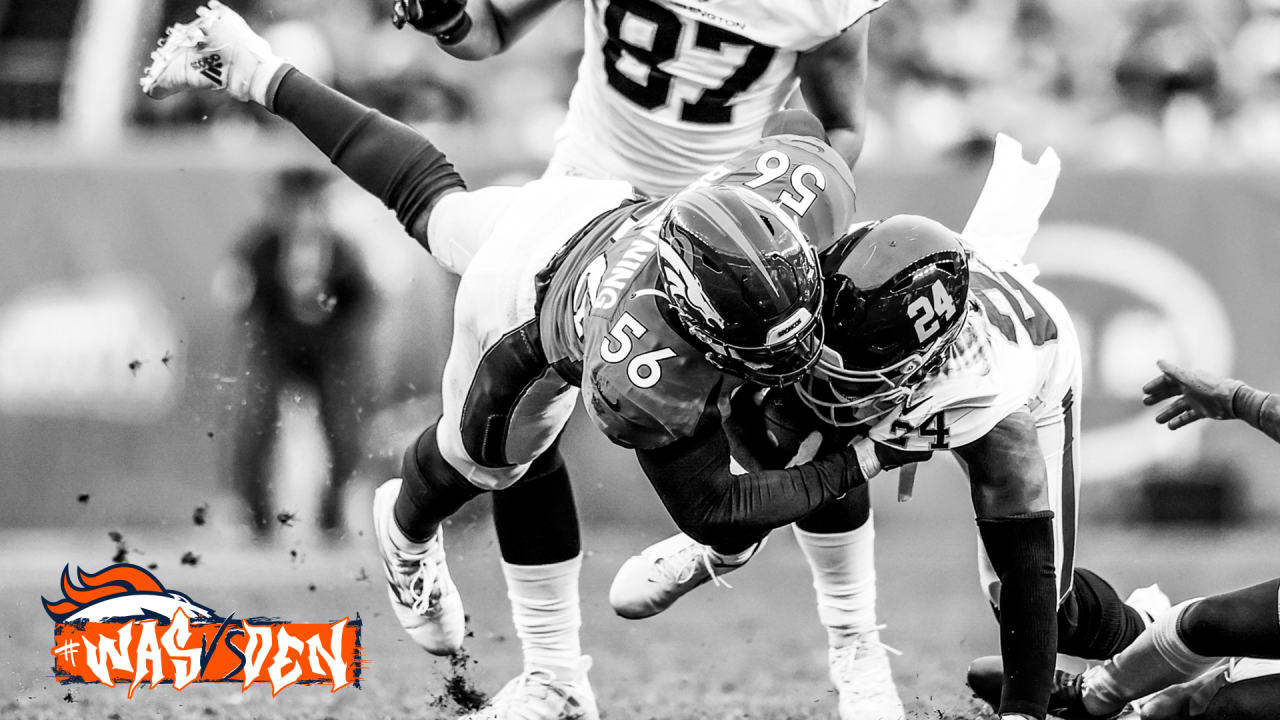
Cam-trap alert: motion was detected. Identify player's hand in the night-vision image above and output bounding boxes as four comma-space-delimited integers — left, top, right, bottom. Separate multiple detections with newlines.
392, 0, 471, 41
873, 443, 932, 471
1142, 359, 1242, 430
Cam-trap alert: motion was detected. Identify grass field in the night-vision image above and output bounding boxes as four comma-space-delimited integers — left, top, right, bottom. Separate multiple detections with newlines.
5, 472, 1277, 720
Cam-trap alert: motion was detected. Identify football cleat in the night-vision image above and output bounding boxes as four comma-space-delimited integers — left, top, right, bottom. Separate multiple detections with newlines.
461, 657, 598, 720
372, 478, 465, 655
966, 656, 1129, 719
829, 630, 905, 720
608, 533, 763, 619
140, 1, 281, 103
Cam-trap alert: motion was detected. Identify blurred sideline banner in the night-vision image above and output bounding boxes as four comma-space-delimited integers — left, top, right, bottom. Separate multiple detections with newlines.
2, 159, 1279, 526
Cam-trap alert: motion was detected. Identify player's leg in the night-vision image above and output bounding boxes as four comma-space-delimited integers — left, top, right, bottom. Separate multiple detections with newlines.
794, 489, 903, 720
481, 447, 595, 720
1204, 674, 1280, 720
1080, 578, 1280, 716
230, 334, 284, 538
314, 348, 367, 537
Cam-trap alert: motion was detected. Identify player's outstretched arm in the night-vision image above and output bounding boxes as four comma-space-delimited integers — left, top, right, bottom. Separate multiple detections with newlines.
635, 414, 922, 548
140, 3, 466, 252
1143, 359, 1280, 443
953, 410, 1058, 720
796, 18, 870, 170
393, 0, 566, 60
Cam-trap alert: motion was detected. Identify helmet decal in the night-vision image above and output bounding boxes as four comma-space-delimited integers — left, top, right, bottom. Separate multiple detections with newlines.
765, 307, 814, 345
656, 239, 727, 331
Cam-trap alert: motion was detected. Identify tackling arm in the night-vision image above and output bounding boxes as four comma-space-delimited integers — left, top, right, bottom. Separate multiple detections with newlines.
953, 410, 1057, 720
635, 410, 920, 549
796, 18, 870, 170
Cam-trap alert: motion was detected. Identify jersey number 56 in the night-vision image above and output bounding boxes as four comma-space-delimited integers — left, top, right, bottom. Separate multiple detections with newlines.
601, 313, 678, 388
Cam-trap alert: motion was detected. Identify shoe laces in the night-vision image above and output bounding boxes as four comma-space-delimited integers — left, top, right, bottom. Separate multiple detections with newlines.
487, 669, 577, 720
654, 543, 733, 589
385, 542, 443, 614
832, 625, 903, 671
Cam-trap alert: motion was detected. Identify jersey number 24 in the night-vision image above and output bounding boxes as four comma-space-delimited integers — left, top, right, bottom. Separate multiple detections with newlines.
602, 0, 776, 124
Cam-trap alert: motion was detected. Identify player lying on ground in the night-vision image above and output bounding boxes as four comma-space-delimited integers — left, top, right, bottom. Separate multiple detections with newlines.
140, 6, 920, 719
987, 362, 1280, 720
392, 0, 882, 195
392, 2, 902, 716
609, 214, 1161, 720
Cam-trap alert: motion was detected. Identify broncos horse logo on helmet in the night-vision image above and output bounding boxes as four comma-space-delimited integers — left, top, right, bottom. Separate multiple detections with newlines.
655, 184, 824, 387
798, 214, 970, 426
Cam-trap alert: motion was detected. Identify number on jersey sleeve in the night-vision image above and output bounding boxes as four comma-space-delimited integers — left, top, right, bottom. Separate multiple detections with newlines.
970, 269, 1058, 346
742, 150, 827, 216
601, 0, 776, 125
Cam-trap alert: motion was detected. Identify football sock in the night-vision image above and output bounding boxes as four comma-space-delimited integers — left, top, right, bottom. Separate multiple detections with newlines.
1082, 598, 1218, 714
1056, 567, 1147, 659
793, 513, 878, 648
977, 511, 1059, 718
1179, 578, 1280, 658
1205, 674, 1280, 720
393, 422, 484, 543
503, 555, 584, 678
492, 450, 581, 565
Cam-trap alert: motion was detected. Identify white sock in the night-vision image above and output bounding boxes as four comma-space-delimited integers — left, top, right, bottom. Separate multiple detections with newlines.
793, 514, 879, 648
1083, 598, 1217, 714
503, 555, 583, 679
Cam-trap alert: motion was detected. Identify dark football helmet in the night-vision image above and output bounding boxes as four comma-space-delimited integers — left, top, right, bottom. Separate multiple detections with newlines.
655, 184, 824, 387
797, 214, 969, 426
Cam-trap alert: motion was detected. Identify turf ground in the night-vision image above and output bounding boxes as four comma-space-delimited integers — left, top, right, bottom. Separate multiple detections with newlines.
5, 472, 1277, 720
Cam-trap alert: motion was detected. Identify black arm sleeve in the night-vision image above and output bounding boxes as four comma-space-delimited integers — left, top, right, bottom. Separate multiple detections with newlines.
977, 511, 1059, 720
635, 420, 864, 548
265, 67, 466, 248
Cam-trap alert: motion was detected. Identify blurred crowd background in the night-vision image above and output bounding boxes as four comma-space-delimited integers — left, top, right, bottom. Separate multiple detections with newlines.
2, 0, 1280, 537
6, 0, 1280, 167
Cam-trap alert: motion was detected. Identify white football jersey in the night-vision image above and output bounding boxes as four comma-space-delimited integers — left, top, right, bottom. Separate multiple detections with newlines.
546, 0, 888, 196
868, 246, 1082, 453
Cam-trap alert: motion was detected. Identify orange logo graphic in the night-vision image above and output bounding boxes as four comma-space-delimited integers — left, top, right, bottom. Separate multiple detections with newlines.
46, 564, 361, 697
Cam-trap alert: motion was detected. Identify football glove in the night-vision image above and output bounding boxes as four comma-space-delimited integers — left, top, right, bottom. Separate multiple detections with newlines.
391, 0, 472, 44
1142, 359, 1242, 430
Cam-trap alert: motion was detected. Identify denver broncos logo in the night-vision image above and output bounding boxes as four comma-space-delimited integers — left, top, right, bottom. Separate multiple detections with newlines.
656, 239, 727, 330
43, 564, 214, 623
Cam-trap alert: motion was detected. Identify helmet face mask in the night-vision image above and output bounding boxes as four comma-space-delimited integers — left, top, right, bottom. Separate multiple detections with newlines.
655, 185, 825, 387
797, 215, 970, 426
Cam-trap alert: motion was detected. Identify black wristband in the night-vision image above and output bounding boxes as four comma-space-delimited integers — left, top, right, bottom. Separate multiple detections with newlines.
435, 12, 473, 45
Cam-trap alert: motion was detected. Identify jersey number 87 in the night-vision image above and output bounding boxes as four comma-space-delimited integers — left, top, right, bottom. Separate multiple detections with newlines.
602, 0, 776, 125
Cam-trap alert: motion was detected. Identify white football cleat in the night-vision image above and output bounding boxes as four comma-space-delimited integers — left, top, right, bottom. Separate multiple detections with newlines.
609, 533, 763, 619
830, 630, 905, 720
1125, 583, 1172, 627
461, 657, 598, 720
373, 477, 465, 655
140, 0, 282, 103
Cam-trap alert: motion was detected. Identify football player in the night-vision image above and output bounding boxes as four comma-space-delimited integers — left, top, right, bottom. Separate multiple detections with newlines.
613, 214, 1162, 720
391, 0, 883, 194
392, 2, 902, 716
140, 5, 913, 719
996, 361, 1280, 720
